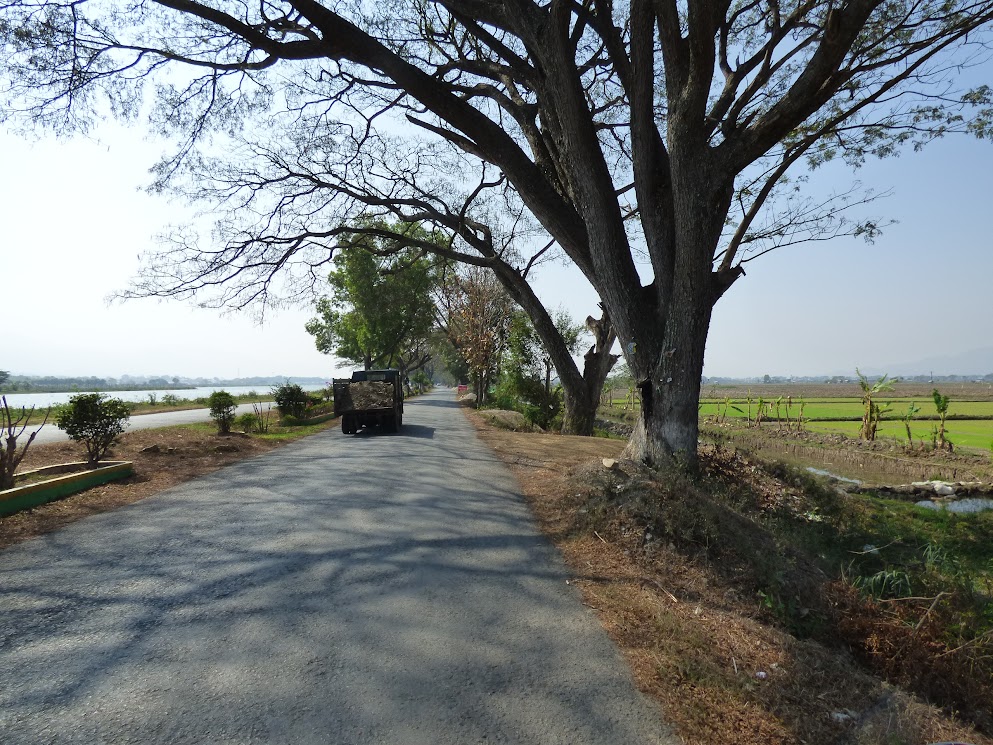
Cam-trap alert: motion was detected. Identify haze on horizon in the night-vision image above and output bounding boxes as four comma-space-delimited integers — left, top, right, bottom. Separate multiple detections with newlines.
3, 99, 991, 382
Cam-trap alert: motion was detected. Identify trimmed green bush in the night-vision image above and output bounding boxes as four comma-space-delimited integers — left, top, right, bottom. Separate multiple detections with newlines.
55, 393, 132, 467
208, 390, 237, 434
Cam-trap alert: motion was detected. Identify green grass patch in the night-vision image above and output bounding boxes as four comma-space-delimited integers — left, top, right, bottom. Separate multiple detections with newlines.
807, 419, 993, 451
700, 399, 993, 420
179, 418, 337, 441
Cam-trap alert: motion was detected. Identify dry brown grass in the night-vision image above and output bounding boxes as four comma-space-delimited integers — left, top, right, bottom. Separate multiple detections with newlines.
465, 408, 991, 745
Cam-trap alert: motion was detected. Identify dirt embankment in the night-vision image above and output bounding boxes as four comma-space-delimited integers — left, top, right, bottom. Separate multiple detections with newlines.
465, 410, 992, 745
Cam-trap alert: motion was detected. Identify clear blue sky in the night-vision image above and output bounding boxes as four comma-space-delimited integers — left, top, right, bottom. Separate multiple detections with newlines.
2, 98, 991, 380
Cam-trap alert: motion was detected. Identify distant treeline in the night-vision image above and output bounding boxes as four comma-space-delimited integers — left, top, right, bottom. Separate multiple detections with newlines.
0, 374, 327, 393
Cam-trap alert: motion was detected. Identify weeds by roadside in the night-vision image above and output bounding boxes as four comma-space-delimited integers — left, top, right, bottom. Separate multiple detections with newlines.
575, 447, 993, 738
467, 409, 992, 745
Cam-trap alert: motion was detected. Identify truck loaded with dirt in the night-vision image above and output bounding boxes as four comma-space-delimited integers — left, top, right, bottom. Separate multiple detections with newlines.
333, 369, 403, 434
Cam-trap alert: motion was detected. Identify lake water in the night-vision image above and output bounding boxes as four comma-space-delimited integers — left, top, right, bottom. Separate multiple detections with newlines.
0, 385, 327, 409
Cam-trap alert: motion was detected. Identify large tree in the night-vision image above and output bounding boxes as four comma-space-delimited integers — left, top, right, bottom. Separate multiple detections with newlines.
4, 0, 991, 464
305, 225, 439, 378
436, 265, 515, 405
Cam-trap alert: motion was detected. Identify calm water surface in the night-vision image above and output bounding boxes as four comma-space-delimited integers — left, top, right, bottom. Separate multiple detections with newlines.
0, 385, 326, 409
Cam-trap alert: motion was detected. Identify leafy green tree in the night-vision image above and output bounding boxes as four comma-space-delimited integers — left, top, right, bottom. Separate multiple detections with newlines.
207, 390, 237, 434
55, 394, 131, 467
496, 309, 593, 428
428, 331, 469, 388
7, 0, 993, 463
0, 371, 10, 389
306, 223, 439, 380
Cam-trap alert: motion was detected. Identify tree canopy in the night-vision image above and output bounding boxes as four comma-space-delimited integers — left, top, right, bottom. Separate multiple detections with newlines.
305, 225, 439, 376
4, 0, 991, 463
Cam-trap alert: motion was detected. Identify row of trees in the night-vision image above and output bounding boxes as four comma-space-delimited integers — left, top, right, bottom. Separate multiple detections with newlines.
4, 0, 990, 465
302, 222, 620, 431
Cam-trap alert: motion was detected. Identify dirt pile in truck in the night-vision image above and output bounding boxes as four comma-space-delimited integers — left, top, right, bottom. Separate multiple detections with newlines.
336, 381, 394, 411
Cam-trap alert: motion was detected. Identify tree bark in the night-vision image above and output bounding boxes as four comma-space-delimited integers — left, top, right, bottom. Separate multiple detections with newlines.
560, 312, 620, 436
561, 388, 597, 436
617, 149, 734, 466
622, 298, 714, 465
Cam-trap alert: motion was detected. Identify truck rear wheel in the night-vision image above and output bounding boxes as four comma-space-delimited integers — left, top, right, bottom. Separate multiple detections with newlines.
341, 415, 354, 434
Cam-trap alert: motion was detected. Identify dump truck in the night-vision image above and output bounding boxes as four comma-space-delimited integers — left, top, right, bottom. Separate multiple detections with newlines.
332, 369, 403, 434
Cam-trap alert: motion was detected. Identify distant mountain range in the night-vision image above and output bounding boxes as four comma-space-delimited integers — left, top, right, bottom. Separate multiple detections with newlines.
868, 347, 993, 378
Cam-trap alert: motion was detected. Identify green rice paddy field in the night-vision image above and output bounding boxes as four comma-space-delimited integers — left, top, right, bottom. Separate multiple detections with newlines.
697, 384, 993, 450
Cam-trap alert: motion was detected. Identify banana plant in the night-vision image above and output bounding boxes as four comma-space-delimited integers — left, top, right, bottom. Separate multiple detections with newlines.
902, 402, 920, 449
932, 389, 951, 450
857, 368, 894, 441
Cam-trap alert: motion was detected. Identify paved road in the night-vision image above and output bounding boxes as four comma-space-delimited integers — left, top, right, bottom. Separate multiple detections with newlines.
28, 403, 274, 445
1, 390, 676, 744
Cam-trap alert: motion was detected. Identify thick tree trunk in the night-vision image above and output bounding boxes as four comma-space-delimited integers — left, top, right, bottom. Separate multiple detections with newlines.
622, 296, 713, 465
490, 260, 618, 437
559, 313, 619, 436
561, 389, 597, 435
614, 152, 734, 466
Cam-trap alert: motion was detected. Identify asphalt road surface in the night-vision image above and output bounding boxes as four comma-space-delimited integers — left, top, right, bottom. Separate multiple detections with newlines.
27, 403, 271, 445
1, 389, 677, 744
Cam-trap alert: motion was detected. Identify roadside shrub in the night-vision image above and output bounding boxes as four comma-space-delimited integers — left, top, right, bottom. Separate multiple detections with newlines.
55, 393, 132, 467
208, 391, 237, 434
236, 412, 259, 433
161, 394, 181, 406
492, 373, 562, 430
272, 382, 310, 418
306, 402, 335, 417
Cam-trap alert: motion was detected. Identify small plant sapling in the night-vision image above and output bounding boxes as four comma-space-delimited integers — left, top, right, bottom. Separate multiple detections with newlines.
208, 391, 237, 434
55, 394, 132, 467
146, 392, 158, 406
1, 396, 50, 489
902, 402, 921, 450
251, 402, 273, 434
932, 388, 951, 451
